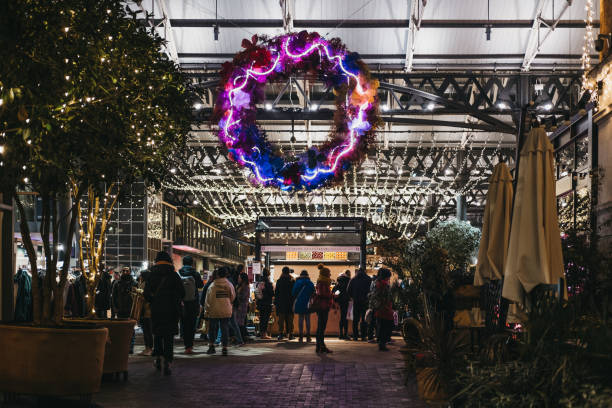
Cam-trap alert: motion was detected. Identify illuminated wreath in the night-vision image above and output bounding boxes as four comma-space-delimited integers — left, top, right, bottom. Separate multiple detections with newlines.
213, 31, 381, 191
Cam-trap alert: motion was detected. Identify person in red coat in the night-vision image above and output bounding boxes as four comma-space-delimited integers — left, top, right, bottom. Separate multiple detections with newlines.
373, 268, 394, 351
314, 264, 333, 354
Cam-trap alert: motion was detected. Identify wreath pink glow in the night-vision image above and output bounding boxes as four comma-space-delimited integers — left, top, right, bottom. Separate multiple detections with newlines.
213, 31, 380, 191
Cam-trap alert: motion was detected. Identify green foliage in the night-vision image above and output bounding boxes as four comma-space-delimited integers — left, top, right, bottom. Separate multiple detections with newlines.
0, 0, 196, 323
408, 315, 468, 398
427, 219, 481, 271
0, 0, 196, 194
452, 291, 612, 408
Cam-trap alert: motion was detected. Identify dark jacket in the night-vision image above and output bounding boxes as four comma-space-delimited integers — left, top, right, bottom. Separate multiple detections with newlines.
256, 279, 274, 310
347, 271, 372, 304
292, 277, 315, 314
144, 261, 185, 336
201, 280, 213, 307
14, 269, 32, 322
95, 271, 112, 311
112, 274, 135, 318
274, 274, 295, 314
333, 274, 351, 305
178, 265, 204, 302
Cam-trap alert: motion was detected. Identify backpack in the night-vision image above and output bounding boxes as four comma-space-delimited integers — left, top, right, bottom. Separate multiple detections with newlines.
254, 281, 265, 300
368, 285, 383, 311
181, 275, 196, 302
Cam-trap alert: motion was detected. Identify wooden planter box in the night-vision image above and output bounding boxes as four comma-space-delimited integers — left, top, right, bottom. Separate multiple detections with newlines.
0, 324, 107, 403
67, 318, 136, 379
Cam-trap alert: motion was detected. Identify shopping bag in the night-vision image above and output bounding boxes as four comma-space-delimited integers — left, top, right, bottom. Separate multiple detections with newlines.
347, 301, 354, 321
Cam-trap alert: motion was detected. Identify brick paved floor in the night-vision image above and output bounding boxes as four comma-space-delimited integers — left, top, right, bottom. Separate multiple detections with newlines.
3, 336, 425, 408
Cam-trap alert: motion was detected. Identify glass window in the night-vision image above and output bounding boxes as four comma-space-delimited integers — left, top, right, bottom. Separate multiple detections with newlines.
119, 235, 131, 247
132, 235, 144, 248
132, 209, 144, 222
575, 136, 589, 170
556, 143, 574, 179
132, 222, 144, 235
119, 208, 131, 221
118, 223, 131, 234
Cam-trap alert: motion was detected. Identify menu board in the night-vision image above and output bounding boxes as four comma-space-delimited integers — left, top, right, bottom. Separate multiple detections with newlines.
287, 251, 347, 261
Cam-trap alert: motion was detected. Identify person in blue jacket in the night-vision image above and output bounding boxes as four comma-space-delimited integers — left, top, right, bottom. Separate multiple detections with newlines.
291, 270, 315, 342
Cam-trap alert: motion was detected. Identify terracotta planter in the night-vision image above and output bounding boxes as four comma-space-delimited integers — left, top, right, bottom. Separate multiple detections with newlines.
0, 324, 107, 399
67, 318, 136, 378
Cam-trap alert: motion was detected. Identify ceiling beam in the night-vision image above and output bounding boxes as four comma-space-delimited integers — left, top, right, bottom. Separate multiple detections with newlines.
179, 52, 590, 60
522, 0, 573, 71
380, 82, 516, 133
156, 0, 179, 63
146, 18, 598, 29
280, 0, 294, 33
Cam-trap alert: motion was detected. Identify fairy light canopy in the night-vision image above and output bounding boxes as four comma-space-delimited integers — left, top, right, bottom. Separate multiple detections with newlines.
133, 0, 600, 239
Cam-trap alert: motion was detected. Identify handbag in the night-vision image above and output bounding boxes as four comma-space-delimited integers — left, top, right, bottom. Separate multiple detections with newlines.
347, 300, 354, 321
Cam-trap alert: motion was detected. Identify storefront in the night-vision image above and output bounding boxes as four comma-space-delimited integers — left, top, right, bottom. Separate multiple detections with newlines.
253, 217, 366, 336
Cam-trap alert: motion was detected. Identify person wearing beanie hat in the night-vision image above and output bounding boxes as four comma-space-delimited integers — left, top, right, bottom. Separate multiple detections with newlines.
313, 264, 333, 353
144, 252, 185, 375
178, 255, 204, 354
292, 270, 315, 342
371, 268, 394, 351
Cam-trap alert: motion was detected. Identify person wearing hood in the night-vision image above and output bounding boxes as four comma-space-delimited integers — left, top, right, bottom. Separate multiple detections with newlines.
333, 270, 351, 340
94, 268, 112, 318
314, 264, 334, 354
112, 267, 135, 319
371, 268, 394, 351
274, 267, 295, 340
256, 268, 274, 339
347, 268, 372, 341
234, 272, 251, 342
14, 268, 32, 322
178, 255, 204, 354
292, 270, 315, 342
144, 251, 185, 375
204, 267, 236, 356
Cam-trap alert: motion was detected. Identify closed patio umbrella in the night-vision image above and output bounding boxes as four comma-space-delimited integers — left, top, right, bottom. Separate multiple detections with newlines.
502, 127, 564, 304
474, 162, 513, 286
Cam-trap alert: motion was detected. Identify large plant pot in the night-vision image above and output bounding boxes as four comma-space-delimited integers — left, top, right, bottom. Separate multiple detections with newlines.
67, 318, 136, 377
0, 324, 107, 398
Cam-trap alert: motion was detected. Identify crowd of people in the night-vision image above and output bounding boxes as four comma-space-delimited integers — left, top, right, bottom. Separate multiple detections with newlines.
14, 250, 397, 377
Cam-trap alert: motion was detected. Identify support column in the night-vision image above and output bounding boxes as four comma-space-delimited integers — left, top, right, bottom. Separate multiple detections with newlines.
1, 192, 15, 321
456, 195, 467, 221
359, 219, 367, 271
455, 150, 468, 221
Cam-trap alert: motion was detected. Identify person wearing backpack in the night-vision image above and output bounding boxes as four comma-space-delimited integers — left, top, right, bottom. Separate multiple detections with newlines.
371, 268, 394, 351
255, 268, 274, 339
178, 255, 204, 354
333, 270, 351, 340
292, 270, 315, 342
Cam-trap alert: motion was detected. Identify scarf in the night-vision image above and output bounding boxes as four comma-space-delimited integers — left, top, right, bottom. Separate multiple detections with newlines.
317, 274, 332, 286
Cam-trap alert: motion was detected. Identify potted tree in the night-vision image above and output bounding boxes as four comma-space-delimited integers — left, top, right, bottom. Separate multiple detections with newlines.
0, 0, 194, 403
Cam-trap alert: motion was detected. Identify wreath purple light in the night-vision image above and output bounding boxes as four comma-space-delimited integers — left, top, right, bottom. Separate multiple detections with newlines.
213, 31, 380, 191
